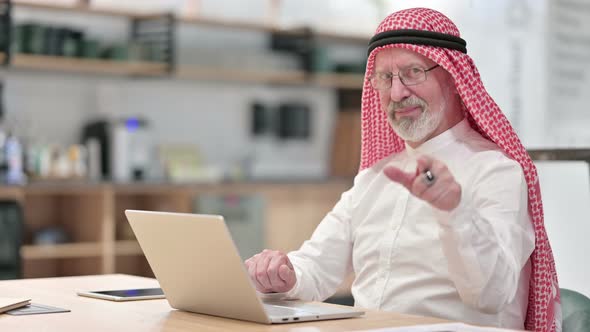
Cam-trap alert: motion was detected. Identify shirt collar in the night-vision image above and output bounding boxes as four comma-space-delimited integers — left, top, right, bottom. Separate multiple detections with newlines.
405, 118, 470, 156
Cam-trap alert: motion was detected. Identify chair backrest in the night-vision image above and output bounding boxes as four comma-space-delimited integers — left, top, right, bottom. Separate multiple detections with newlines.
0, 200, 24, 280
560, 288, 590, 332
535, 161, 590, 297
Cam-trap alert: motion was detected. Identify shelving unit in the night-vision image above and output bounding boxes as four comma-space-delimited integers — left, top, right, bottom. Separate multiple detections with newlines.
0, 52, 168, 76
2, 0, 368, 88
0, 181, 350, 279
3, 0, 176, 75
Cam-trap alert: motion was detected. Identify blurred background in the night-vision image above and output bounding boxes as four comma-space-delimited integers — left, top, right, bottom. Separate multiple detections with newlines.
0, 0, 588, 302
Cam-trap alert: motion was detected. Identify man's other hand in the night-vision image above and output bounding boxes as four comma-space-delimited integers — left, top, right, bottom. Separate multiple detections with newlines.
244, 249, 296, 293
384, 155, 461, 211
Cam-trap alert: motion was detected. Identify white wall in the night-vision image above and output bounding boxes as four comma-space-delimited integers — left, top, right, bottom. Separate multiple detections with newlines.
546, 0, 590, 148
536, 161, 590, 297
388, 0, 553, 148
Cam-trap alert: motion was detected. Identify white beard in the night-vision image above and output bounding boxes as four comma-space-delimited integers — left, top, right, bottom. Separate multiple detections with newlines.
387, 97, 444, 142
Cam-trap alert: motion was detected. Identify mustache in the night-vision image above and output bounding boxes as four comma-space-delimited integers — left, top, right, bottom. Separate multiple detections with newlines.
387, 97, 427, 113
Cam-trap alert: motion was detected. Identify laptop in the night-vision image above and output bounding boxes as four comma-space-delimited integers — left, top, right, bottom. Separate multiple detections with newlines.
124, 210, 365, 324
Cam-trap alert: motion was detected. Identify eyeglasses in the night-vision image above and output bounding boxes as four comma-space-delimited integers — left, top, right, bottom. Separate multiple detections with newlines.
369, 65, 440, 90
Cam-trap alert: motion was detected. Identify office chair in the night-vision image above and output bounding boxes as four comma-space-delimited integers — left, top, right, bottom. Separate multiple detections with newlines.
535, 161, 590, 331
561, 288, 590, 332
0, 200, 24, 279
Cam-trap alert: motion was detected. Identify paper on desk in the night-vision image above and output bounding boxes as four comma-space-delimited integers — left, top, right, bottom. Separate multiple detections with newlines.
358, 322, 522, 332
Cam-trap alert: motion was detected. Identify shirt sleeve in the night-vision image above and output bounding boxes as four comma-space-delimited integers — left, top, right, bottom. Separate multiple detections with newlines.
285, 185, 355, 302
434, 152, 536, 314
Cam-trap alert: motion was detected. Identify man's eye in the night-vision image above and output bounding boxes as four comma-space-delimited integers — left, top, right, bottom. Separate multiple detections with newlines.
377, 73, 391, 80
405, 67, 424, 78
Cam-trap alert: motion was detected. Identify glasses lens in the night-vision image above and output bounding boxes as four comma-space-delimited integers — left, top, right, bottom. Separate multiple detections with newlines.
371, 73, 391, 90
400, 67, 426, 86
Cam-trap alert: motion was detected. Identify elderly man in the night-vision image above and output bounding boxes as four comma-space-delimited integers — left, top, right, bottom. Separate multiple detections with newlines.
245, 8, 560, 331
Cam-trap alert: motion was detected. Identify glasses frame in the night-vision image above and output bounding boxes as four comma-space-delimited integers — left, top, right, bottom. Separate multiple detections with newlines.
370, 64, 440, 90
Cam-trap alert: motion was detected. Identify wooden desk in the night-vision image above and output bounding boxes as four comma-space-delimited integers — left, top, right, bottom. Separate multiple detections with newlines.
0, 274, 487, 331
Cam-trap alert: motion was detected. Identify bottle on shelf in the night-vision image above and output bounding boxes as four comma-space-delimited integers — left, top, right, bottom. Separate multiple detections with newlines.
0, 81, 26, 185
5, 131, 26, 184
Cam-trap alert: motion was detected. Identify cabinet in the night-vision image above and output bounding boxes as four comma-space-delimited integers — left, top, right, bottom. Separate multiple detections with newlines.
0, 180, 350, 279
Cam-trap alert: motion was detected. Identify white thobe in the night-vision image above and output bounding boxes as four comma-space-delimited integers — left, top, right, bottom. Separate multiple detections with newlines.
287, 119, 535, 329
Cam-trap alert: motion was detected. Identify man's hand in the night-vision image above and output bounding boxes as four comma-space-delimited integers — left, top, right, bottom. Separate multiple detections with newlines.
384, 155, 461, 211
244, 249, 296, 293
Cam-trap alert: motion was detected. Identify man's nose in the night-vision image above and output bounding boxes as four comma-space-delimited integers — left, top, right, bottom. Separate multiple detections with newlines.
389, 76, 412, 102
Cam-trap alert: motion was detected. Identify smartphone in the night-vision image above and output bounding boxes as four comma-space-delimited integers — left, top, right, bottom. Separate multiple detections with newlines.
77, 288, 165, 301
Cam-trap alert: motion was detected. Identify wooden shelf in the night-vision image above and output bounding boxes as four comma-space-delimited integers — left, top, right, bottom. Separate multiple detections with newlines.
22, 242, 102, 259
22, 182, 107, 195
0, 53, 168, 76
8, 2, 368, 85
115, 240, 143, 256
0, 53, 362, 87
0, 186, 25, 202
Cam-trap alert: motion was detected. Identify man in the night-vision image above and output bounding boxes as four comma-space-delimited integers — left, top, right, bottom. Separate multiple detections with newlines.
245, 8, 560, 331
